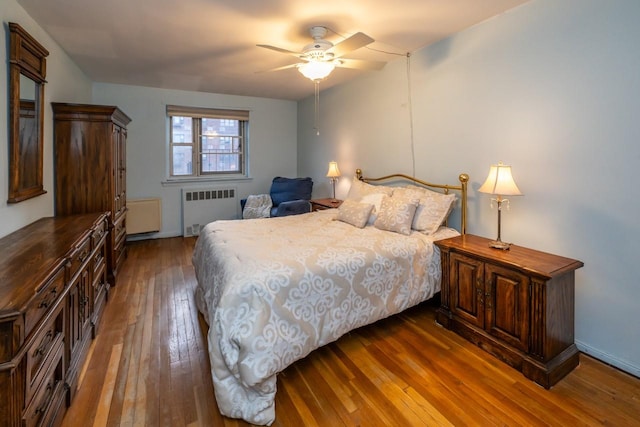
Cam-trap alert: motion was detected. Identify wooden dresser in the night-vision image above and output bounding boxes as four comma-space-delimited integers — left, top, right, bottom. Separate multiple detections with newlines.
435, 234, 584, 388
52, 103, 131, 285
0, 213, 109, 427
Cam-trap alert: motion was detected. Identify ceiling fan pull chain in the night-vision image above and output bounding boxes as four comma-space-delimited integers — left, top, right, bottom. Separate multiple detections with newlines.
314, 80, 320, 136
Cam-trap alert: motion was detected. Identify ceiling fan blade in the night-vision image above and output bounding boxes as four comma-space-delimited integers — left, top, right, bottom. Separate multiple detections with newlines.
336, 58, 386, 71
327, 32, 374, 58
257, 63, 301, 73
257, 44, 303, 58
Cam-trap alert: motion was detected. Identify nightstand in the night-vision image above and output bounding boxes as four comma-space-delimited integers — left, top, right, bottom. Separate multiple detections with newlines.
311, 198, 343, 211
435, 234, 584, 388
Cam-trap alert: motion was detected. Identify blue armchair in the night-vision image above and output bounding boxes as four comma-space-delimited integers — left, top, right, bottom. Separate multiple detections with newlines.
242, 177, 313, 218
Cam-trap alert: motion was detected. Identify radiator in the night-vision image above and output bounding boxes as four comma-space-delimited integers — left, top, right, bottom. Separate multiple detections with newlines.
127, 198, 162, 234
182, 187, 239, 236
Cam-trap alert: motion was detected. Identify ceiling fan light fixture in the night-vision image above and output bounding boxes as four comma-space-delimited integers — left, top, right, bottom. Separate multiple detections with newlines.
297, 61, 335, 81
259, 25, 381, 136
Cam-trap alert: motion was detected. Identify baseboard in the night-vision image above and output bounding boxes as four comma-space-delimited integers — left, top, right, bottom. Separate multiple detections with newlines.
126, 230, 182, 242
576, 340, 640, 378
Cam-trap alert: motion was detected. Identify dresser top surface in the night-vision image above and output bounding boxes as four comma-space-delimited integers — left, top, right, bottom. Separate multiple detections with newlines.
0, 213, 105, 313
436, 234, 584, 278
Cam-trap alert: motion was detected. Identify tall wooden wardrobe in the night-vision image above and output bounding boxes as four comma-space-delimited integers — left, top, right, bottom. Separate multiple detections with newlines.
52, 103, 131, 285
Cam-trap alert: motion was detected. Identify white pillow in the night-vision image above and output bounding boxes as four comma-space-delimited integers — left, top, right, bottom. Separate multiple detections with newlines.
373, 196, 419, 235
396, 186, 456, 235
335, 200, 374, 228
346, 177, 394, 201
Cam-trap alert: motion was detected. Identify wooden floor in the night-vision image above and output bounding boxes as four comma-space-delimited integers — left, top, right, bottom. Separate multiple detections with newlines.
62, 237, 640, 427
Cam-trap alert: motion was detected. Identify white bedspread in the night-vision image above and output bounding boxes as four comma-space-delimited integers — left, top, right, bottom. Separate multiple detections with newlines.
192, 209, 459, 425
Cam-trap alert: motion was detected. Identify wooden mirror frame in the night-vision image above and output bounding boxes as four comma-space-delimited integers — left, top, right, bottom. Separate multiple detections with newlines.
7, 23, 49, 203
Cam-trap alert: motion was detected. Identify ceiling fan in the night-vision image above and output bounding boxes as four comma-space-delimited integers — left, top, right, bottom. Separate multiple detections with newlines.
258, 26, 386, 81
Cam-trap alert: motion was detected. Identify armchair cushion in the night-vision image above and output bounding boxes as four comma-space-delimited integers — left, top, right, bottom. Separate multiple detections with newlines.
274, 200, 312, 217
270, 177, 313, 206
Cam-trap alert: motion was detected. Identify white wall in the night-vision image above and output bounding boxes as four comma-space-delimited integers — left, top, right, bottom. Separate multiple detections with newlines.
92, 83, 297, 238
0, 0, 93, 238
298, 0, 640, 376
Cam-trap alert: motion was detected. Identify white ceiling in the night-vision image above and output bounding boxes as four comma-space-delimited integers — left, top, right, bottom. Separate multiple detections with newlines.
17, 0, 529, 101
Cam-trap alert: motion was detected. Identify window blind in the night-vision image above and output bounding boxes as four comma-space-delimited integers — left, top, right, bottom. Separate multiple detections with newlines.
166, 105, 249, 120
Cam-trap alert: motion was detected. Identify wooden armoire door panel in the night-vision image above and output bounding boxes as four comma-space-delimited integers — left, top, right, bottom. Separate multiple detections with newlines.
119, 127, 127, 215
111, 125, 127, 218
484, 263, 529, 352
54, 121, 112, 216
450, 252, 485, 328
109, 126, 121, 219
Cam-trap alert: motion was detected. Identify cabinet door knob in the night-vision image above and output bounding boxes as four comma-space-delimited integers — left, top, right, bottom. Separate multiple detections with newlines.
476, 287, 484, 306
485, 291, 492, 309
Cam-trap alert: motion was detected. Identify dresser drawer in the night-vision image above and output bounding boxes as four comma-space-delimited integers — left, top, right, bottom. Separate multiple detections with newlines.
114, 238, 127, 273
92, 259, 108, 301
25, 268, 65, 335
92, 237, 107, 276
68, 236, 91, 281
114, 194, 124, 218
91, 257, 108, 337
22, 340, 65, 427
25, 301, 65, 405
113, 214, 126, 244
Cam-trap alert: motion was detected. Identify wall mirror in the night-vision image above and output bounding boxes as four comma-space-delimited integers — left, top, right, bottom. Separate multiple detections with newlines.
7, 22, 49, 203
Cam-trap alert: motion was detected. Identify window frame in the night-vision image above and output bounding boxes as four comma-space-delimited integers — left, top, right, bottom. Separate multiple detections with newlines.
167, 105, 249, 180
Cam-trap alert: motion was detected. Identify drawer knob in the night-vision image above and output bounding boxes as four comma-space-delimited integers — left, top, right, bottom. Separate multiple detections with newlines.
32, 330, 54, 358
79, 249, 90, 263
37, 288, 58, 309
34, 382, 54, 416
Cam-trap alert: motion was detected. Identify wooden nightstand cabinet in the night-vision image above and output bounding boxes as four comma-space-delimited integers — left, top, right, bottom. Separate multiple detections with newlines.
311, 198, 343, 211
435, 234, 584, 388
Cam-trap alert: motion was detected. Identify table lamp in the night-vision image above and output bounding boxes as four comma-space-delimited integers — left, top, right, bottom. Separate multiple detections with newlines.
326, 161, 341, 201
478, 162, 522, 250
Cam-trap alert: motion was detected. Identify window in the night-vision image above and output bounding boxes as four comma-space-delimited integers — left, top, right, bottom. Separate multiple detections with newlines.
167, 105, 249, 178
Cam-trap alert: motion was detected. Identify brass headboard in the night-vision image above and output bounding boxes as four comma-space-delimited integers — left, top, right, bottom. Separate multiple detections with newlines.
356, 169, 469, 235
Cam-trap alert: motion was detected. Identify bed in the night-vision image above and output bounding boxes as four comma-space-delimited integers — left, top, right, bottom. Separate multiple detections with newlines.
193, 169, 469, 425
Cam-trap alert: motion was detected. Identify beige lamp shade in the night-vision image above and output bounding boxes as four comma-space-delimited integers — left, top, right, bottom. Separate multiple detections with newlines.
478, 162, 522, 196
326, 161, 341, 178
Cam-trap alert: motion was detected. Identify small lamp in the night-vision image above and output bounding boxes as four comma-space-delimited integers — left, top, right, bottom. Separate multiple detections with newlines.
326, 161, 341, 202
478, 162, 522, 250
